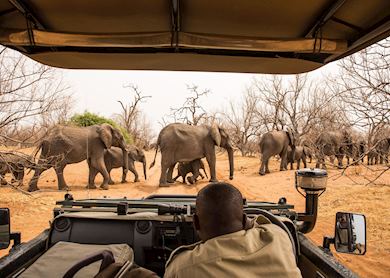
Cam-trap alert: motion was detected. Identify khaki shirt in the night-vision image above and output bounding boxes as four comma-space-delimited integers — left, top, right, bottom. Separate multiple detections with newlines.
164, 216, 301, 278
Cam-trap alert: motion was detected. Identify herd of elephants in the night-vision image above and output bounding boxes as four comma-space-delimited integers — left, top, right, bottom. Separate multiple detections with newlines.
0, 123, 389, 192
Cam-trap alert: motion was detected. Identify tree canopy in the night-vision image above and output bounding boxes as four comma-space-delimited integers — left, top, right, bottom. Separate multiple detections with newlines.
70, 111, 132, 144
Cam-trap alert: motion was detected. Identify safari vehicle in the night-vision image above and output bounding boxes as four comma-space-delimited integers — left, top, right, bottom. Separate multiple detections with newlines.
0, 169, 367, 277
0, 0, 388, 277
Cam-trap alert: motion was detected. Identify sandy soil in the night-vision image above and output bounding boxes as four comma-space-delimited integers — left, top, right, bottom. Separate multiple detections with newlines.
0, 150, 389, 277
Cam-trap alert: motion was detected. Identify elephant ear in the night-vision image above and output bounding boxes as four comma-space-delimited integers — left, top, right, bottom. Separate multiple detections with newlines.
98, 124, 113, 149
286, 129, 295, 147
210, 125, 221, 147
128, 150, 136, 161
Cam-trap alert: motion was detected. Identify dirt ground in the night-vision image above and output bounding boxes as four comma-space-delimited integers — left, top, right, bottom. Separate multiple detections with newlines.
0, 150, 389, 277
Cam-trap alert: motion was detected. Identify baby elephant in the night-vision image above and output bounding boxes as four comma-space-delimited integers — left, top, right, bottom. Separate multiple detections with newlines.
90, 146, 147, 185
173, 159, 208, 185
287, 146, 308, 170
0, 152, 35, 186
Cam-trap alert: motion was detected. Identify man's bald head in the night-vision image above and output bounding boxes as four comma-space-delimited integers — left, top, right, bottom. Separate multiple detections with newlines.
194, 182, 245, 241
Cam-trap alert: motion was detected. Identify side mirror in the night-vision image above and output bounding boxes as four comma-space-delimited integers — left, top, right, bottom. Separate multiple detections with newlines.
0, 208, 11, 249
334, 212, 366, 255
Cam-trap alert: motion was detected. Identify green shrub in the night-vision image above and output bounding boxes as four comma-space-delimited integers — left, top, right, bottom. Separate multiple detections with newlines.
70, 112, 133, 144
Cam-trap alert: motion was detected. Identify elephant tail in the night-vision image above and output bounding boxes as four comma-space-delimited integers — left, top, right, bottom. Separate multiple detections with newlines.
149, 144, 159, 169
31, 141, 43, 160
25, 144, 42, 175
259, 137, 264, 154
203, 169, 209, 179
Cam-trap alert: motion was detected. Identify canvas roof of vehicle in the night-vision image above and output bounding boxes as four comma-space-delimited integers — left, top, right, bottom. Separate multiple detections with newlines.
0, 0, 389, 73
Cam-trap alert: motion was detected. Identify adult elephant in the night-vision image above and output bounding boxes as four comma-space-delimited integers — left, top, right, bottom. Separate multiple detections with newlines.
28, 124, 128, 191
355, 137, 367, 163
345, 137, 366, 165
150, 123, 234, 186
367, 148, 379, 165
259, 129, 295, 175
375, 137, 390, 164
315, 130, 352, 169
94, 145, 147, 185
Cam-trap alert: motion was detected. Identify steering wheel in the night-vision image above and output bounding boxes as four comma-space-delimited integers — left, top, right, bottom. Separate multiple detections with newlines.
244, 208, 298, 262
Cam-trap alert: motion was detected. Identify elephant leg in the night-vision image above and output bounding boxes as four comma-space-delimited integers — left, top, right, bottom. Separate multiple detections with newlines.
329, 156, 335, 165
322, 157, 327, 169
166, 164, 175, 183
302, 157, 307, 168
28, 159, 51, 192
265, 160, 271, 173
55, 163, 69, 191
280, 150, 288, 171
108, 169, 115, 185
86, 158, 98, 188
182, 174, 187, 184
193, 166, 201, 181
13, 168, 24, 187
206, 152, 218, 182
290, 161, 294, 170
259, 153, 269, 175
128, 161, 138, 183
259, 157, 266, 175
87, 167, 98, 189
159, 156, 171, 186
336, 155, 344, 168
10, 169, 18, 183
188, 166, 201, 185
0, 174, 7, 185
90, 157, 110, 190
315, 157, 320, 168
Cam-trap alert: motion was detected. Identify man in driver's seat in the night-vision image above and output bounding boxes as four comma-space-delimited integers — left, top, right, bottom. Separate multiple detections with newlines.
164, 182, 302, 278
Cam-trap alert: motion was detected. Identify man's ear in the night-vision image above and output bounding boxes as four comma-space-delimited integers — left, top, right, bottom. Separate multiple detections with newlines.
194, 214, 200, 231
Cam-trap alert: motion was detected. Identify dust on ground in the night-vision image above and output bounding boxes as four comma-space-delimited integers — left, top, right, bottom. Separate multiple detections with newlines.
0, 150, 389, 277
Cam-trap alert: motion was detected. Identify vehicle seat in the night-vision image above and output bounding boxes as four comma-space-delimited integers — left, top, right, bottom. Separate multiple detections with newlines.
19, 241, 133, 278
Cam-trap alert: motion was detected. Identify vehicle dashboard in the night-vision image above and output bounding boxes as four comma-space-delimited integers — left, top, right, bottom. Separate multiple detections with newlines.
50, 195, 297, 276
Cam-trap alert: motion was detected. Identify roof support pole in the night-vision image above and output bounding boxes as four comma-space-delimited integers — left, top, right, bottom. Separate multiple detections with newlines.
304, 0, 347, 38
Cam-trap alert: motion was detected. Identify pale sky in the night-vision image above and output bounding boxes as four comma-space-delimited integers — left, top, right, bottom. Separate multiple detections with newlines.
61, 62, 338, 134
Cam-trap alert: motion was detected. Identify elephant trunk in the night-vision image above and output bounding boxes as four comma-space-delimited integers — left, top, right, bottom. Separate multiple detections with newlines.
227, 147, 234, 180
122, 148, 129, 175
142, 158, 147, 180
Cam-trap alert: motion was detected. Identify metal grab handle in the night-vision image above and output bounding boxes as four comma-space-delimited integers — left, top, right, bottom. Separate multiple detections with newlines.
63, 250, 115, 278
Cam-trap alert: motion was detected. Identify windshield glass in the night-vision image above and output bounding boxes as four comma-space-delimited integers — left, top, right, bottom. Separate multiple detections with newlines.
0, 39, 389, 277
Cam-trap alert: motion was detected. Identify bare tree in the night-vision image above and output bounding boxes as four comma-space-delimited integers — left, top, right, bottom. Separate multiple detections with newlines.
328, 39, 390, 183
335, 38, 390, 146
0, 47, 71, 146
223, 87, 261, 156
252, 74, 346, 140
115, 84, 153, 147
169, 85, 210, 126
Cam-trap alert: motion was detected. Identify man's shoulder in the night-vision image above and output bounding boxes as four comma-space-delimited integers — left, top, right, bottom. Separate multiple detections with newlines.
165, 241, 201, 268
164, 241, 202, 276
